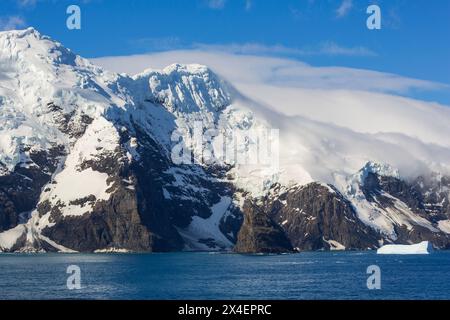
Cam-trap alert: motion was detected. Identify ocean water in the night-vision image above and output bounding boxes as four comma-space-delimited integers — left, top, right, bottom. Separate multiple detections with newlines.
0, 251, 449, 300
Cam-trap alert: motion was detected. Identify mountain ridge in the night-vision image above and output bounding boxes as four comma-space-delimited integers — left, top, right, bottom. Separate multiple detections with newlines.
1, 28, 450, 253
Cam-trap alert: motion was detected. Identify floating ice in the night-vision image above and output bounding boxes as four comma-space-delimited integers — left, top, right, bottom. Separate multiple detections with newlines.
377, 241, 433, 255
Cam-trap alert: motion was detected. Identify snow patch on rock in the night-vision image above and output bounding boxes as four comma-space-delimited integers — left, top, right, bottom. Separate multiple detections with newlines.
176, 196, 234, 251
0, 224, 25, 250
437, 220, 450, 234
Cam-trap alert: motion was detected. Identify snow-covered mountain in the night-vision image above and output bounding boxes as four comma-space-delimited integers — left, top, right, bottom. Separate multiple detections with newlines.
0, 28, 449, 253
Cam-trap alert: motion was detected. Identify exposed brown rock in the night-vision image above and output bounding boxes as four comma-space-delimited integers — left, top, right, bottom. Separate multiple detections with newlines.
234, 199, 293, 253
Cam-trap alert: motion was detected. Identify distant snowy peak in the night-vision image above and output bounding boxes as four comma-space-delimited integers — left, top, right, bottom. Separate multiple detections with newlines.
0, 27, 97, 80
0, 26, 119, 109
137, 63, 233, 114
0, 28, 124, 172
0, 27, 106, 68
340, 161, 401, 201
0, 27, 70, 58
358, 161, 400, 183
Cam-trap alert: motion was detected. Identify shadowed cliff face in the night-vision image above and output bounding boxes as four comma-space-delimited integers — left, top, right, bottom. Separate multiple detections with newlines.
270, 183, 380, 251
234, 199, 292, 253
0, 147, 64, 232
32, 105, 241, 253
3, 104, 450, 253
361, 173, 450, 249
234, 178, 450, 253
235, 183, 380, 253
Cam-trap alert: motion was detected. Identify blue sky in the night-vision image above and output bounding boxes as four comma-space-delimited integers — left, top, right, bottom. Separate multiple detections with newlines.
1, 0, 450, 103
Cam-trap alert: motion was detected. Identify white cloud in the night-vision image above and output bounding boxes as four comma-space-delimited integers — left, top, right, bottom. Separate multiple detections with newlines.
126, 39, 377, 57
92, 49, 450, 142
318, 41, 375, 56
205, 0, 226, 9
92, 48, 450, 183
17, 0, 37, 7
0, 16, 26, 31
194, 43, 306, 55
16, 0, 92, 7
336, 0, 353, 18
204, 0, 251, 11
91, 49, 446, 95
196, 41, 376, 57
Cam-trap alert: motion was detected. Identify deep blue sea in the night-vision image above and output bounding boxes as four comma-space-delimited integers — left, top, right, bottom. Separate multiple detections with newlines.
0, 251, 449, 300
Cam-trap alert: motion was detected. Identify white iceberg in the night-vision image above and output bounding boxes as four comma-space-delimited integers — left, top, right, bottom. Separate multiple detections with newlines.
377, 241, 433, 255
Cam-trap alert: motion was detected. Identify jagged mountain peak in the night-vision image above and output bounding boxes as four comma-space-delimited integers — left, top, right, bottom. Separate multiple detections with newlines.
0, 27, 115, 102
358, 161, 400, 182
0, 29, 124, 173
0, 27, 41, 39
1, 27, 77, 67
161, 63, 211, 75
0, 28, 116, 94
135, 62, 232, 114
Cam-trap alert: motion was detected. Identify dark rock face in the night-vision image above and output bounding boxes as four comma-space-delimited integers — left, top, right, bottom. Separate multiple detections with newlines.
3, 33, 450, 254
36, 116, 242, 252
0, 103, 90, 236
394, 224, 450, 249
47, 102, 93, 139
270, 183, 380, 251
234, 199, 293, 253
362, 172, 450, 221
128, 122, 242, 251
412, 175, 450, 220
234, 183, 381, 253
219, 202, 244, 244
361, 172, 450, 248
41, 188, 152, 252
125, 125, 186, 251
0, 191, 16, 232
2, 104, 450, 253
0, 147, 64, 232
362, 173, 425, 216
3, 138, 450, 253
39, 126, 161, 252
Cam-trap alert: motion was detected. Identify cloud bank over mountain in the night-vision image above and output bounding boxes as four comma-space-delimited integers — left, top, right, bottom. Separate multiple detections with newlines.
93, 49, 450, 150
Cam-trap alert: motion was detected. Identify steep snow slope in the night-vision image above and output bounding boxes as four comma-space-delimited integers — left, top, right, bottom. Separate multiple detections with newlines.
39, 117, 119, 217
334, 162, 436, 240
0, 28, 129, 171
